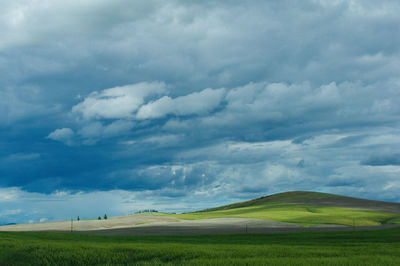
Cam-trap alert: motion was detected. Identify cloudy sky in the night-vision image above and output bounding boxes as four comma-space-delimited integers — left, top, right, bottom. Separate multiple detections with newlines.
1, 0, 400, 224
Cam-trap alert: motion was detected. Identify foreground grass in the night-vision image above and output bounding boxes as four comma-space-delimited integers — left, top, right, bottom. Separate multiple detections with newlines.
172, 203, 400, 226
1, 229, 400, 265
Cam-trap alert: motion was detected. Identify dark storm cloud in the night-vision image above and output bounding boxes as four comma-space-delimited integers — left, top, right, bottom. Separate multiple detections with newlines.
1, 0, 400, 223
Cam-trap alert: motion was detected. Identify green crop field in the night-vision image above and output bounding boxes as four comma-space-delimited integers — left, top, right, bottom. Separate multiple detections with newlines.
1, 229, 400, 265
172, 203, 400, 226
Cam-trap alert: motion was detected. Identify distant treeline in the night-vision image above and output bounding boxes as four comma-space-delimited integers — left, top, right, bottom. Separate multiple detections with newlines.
135, 209, 159, 214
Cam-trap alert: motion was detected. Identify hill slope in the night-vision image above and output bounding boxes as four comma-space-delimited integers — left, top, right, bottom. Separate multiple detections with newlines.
201, 191, 400, 214
173, 191, 400, 226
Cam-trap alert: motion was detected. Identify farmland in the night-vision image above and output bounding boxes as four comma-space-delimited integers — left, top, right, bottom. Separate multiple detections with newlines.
1, 229, 400, 265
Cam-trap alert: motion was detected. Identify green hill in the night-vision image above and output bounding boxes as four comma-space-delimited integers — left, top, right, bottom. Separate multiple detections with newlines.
201, 191, 342, 211
173, 191, 400, 226
200, 191, 400, 213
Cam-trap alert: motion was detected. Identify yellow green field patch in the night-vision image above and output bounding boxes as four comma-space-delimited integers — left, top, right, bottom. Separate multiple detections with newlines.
171, 203, 400, 226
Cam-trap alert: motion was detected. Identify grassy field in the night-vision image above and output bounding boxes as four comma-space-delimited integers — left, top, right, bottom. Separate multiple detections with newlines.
1, 229, 400, 265
172, 203, 400, 226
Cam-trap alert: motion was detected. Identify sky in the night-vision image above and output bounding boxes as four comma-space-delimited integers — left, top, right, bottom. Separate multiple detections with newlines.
1, 0, 400, 224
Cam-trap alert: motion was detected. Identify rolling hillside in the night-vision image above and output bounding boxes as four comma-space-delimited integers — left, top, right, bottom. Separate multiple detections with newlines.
200, 191, 400, 214
174, 191, 400, 226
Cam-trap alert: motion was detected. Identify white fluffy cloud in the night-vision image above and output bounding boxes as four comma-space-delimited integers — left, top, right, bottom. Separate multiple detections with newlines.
72, 85, 225, 122
72, 82, 166, 120
47, 128, 74, 144
48, 85, 226, 144
136, 88, 226, 119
